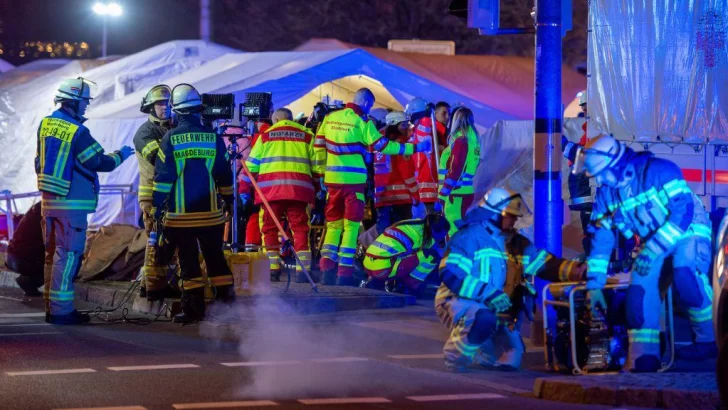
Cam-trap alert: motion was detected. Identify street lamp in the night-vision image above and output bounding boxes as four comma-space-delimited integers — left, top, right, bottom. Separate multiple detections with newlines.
92, 2, 123, 58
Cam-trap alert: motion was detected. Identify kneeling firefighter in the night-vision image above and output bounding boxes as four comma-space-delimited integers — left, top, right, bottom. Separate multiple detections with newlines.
436, 188, 586, 372
152, 83, 235, 324
133, 84, 176, 300
582, 134, 715, 370
362, 213, 449, 293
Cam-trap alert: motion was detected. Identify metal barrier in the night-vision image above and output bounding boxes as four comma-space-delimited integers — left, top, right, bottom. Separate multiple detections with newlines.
0, 184, 136, 241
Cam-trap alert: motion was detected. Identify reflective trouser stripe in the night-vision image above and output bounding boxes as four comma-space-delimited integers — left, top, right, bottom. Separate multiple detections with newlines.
321, 220, 343, 263
267, 251, 281, 271
209, 275, 233, 287
338, 220, 359, 267
296, 250, 312, 272
180, 276, 207, 290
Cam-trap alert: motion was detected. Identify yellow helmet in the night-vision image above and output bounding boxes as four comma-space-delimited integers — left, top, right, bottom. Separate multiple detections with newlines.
140, 84, 171, 113
582, 134, 625, 177
480, 187, 528, 217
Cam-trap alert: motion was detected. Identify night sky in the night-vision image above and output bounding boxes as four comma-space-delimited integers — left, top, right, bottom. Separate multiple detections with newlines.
0, 0, 199, 63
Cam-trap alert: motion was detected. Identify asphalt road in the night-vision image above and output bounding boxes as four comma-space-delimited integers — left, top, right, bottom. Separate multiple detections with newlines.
0, 286, 658, 410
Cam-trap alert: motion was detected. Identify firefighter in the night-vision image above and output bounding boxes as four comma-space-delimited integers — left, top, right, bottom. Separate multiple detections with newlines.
562, 90, 593, 254
373, 111, 421, 234
362, 213, 449, 293
133, 84, 173, 300
582, 134, 716, 370
241, 108, 322, 283
152, 83, 235, 324
406, 97, 448, 213
36, 77, 134, 324
437, 107, 480, 236
6, 202, 44, 296
436, 188, 586, 372
239, 115, 273, 250
314, 88, 431, 286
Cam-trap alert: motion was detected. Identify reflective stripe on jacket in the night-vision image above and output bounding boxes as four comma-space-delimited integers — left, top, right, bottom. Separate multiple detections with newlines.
241, 120, 320, 205
35, 109, 124, 216
438, 127, 480, 201
152, 115, 234, 228
133, 116, 170, 203
363, 219, 437, 281
373, 128, 418, 208
412, 117, 447, 203
438, 207, 582, 307
314, 103, 414, 191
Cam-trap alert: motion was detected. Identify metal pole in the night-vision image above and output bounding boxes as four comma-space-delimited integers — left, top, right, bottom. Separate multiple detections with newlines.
4, 193, 14, 240
102, 16, 108, 58
534, 0, 563, 257
200, 0, 211, 42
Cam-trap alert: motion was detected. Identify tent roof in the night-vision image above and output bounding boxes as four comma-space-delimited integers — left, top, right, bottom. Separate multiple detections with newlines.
90, 46, 584, 129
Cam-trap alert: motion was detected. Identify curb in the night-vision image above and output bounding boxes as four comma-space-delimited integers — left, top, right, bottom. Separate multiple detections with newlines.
74, 281, 416, 318
534, 375, 720, 409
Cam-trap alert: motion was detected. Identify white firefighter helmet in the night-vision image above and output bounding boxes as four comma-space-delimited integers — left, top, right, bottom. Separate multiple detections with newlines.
170, 83, 202, 113
405, 97, 429, 116
54, 77, 94, 103
369, 108, 389, 124
385, 111, 408, 126
140, 84, 171, 113
578, 90, 587, 106
582, 134, 625, 177
480, 187, 528, 217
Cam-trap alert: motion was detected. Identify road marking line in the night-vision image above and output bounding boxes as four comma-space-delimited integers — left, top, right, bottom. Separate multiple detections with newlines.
407, 393, 506, 402
310, 357, 369, 363
220, 360, 303, 367
0, 332, 63, 336
0, 295, 24, 302
108, 364, 200, 371
7, 368, 96, 376
172, 401, 279, 409
0, 323, 50, 327
53, 407, 148, 410
298, 397, 391, 405
0, 312, 46, 318
388, 354, 444, 360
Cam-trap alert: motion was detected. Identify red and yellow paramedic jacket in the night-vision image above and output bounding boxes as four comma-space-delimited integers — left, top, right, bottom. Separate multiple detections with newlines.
314, 103, 415, 192
241, 120, 321, 205
373, 126, 418, 208
412, 117, 447, 203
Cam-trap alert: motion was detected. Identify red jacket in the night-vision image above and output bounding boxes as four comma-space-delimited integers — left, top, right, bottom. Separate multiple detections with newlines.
237, 122, 270, 194
374, 126, 418, 208
412, 117, 447, 203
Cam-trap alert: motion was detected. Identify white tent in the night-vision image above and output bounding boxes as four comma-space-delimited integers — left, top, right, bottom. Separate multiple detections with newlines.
0, 40, 237, 219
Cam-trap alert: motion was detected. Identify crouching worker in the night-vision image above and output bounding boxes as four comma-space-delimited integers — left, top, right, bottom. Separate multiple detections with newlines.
362, 213, 449, 294
436, 188, 586, 372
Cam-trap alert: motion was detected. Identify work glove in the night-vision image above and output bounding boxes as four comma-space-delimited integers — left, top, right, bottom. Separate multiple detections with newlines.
239, 193, 250, 207
434, 200, 444, 214
411, 202, 427, 219
587, 289, 607, 315
484, 290, 512, 313
118, 145, 135, 162
632, 247, 658, 277
319, 177, 328, 194
413, 138, 432, 153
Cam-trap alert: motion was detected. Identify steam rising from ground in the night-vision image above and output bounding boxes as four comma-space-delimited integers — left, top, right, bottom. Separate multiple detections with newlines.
202, 296, 372, 400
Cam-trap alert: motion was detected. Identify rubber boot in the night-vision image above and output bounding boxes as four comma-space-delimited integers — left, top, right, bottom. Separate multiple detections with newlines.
270, 269, 281, 282
15, 276, 42, 297
675, 342, 718, 361
631, 355, 662, 373
321, 269, 337, 286
48, 310, 91, 325
295, 271, 309, 284
214, 285, 236, 305
173, 288, 205, 324
360, 278, 385, 291
335, 276, 357, 287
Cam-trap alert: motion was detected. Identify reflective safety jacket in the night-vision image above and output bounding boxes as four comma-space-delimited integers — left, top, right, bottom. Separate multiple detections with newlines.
437, 207, 583, 308
35, 108, 125, 217
133, 116, 171, 204
152, 114, 234, 228
438, 127, 480, 201
412, 117, 447, 203
373, 127, 418, 208
587, 151, 704, 281
241, 120, 321, 205
363, 219, 439, 281
314, 103, 415, 191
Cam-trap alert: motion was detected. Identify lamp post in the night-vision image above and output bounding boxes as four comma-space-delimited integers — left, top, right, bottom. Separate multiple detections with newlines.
92, 2, 122, 58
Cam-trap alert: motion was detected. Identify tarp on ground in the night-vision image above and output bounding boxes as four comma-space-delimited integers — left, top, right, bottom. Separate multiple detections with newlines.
589, 0, 728, 142
0, 40, 236, 220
